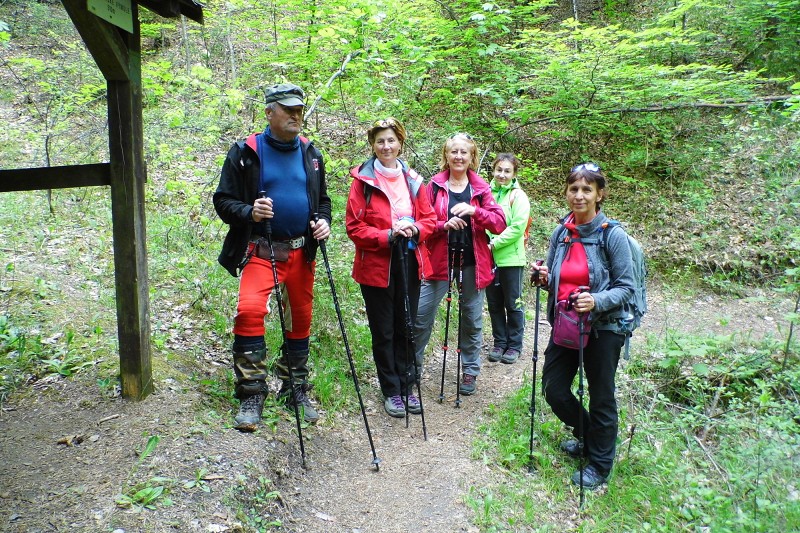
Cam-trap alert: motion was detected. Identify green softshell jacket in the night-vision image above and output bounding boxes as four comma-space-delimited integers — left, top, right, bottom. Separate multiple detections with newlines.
488, 178, 530, 268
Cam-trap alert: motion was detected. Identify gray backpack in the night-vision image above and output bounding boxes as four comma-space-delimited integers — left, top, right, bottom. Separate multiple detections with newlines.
558, 220, 647, 359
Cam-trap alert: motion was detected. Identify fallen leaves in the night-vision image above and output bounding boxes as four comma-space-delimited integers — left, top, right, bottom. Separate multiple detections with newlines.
56, 434, 84, 446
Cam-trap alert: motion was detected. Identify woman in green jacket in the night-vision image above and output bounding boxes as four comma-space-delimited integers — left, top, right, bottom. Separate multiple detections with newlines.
486, 153, 531, 364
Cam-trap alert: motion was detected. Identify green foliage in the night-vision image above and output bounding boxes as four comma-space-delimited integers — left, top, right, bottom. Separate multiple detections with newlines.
0, 314, 105, 406
183, 467, 212, 493
114, 435, 175, 510
661, 0, 800, 79
115, 477, 174, 510
226, 474, 283, 530
40, 330, 94, 377
476, 332, 800, 531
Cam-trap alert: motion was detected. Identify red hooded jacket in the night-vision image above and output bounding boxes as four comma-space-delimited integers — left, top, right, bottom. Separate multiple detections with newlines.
346, 158, 436, 288
424, 169, 507, 289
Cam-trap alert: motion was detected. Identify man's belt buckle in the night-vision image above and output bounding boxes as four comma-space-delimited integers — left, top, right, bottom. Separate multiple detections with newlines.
279, 236, 305, 250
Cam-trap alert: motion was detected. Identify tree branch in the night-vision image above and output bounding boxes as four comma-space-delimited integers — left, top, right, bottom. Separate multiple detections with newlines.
479, 95, 796, 167
305, 50, 362, 120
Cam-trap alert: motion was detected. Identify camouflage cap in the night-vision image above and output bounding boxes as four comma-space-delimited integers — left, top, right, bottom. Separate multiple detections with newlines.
264, 83, 305, 107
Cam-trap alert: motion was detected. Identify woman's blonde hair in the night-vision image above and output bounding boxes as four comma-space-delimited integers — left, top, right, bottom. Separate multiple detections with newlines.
367, 117, 406, 155
439, 133, 479, 172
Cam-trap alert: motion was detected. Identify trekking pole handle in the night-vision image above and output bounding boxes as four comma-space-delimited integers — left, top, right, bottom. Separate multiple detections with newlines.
258, 191, 271, 235
312, 212, 325, 246
530, 259, 545, 287
568, 285, 590, 311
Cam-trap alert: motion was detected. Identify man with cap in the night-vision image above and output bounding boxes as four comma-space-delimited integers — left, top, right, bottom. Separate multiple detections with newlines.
214, 82, 331, 430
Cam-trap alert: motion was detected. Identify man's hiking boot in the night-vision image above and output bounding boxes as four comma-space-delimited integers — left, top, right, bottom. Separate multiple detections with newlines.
384, 395, 406, 418
501, 348, 520, 364
234, 393, 265, 432
279, 382, 320, 424
560, 439, 588, 458
459, 373, 477, 395
488, 346, 505, 362
571, 463, 608, 490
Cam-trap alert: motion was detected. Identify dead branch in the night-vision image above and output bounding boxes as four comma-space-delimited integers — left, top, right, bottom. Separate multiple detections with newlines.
305, 51, 362, 120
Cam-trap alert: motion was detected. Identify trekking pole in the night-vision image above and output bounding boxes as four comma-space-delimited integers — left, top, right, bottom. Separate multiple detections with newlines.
314, 214, 381, 470
259, 192, 306, 469
438, 243, 456, 403
397, 236, 428, 440
572, 284, 590, 508
528, 259, 544, 472
452, 232, 466, 408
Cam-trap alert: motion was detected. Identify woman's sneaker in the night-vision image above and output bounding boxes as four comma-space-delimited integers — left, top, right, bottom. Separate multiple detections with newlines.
488, 346, 505, 362
560, 439, 588, 458
571, 464, 608, 490
406, 394, 422, 414
384, 395, 406, 418
501, 348, 521, 364
459, 373, 477, 395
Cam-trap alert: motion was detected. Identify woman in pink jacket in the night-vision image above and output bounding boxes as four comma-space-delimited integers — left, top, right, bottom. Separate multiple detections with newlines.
413, 133, 507, 396
345, 118, 437, 418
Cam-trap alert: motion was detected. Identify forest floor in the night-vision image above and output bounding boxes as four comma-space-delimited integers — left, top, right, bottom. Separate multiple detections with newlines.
0, 283, 793, 533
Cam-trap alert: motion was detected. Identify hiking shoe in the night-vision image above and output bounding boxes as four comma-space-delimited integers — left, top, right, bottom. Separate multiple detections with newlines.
571, 463, 608, 490
459, 373, 477, 396
279, 383, 320, 424
235, 393, 265, 431
560, 439, 587, 459
406, 394, 422, 414
384, 395, 406, 418
501, 348, 521, 364
488, 346, 505, 362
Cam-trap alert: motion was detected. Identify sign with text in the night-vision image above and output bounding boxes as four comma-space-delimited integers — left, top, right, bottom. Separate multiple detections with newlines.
87, 0, 133, 33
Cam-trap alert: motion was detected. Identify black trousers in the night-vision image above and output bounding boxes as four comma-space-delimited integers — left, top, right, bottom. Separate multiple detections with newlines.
360, 249, 420, 398
485, 265, 525, 351
541, 329, 625, 474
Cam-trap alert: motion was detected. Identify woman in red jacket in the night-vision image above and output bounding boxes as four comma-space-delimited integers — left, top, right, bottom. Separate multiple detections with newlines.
345, 118, 437, 418
413, 134, 507, 397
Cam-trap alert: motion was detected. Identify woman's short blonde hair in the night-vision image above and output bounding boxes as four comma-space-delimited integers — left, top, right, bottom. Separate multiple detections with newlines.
367, 117, 406, 154
439, 133, 479, 172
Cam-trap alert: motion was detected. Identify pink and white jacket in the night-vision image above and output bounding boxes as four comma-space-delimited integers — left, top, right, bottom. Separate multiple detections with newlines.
346, 157, 436, 288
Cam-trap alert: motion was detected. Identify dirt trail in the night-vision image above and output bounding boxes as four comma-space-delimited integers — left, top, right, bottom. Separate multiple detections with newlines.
279, 359, 529, 533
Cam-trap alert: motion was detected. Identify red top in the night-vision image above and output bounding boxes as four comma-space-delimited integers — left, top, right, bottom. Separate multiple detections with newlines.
557, 221, 590, 301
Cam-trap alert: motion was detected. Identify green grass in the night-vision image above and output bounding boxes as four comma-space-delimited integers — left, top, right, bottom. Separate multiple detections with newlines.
472, 332, 800, 532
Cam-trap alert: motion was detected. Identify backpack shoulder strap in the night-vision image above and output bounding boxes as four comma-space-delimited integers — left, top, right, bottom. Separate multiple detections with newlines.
601, 220, 622, 249
363, 181, 375, 206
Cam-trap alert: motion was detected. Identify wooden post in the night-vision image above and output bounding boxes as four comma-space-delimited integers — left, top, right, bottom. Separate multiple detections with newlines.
106, 7, 153, 399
